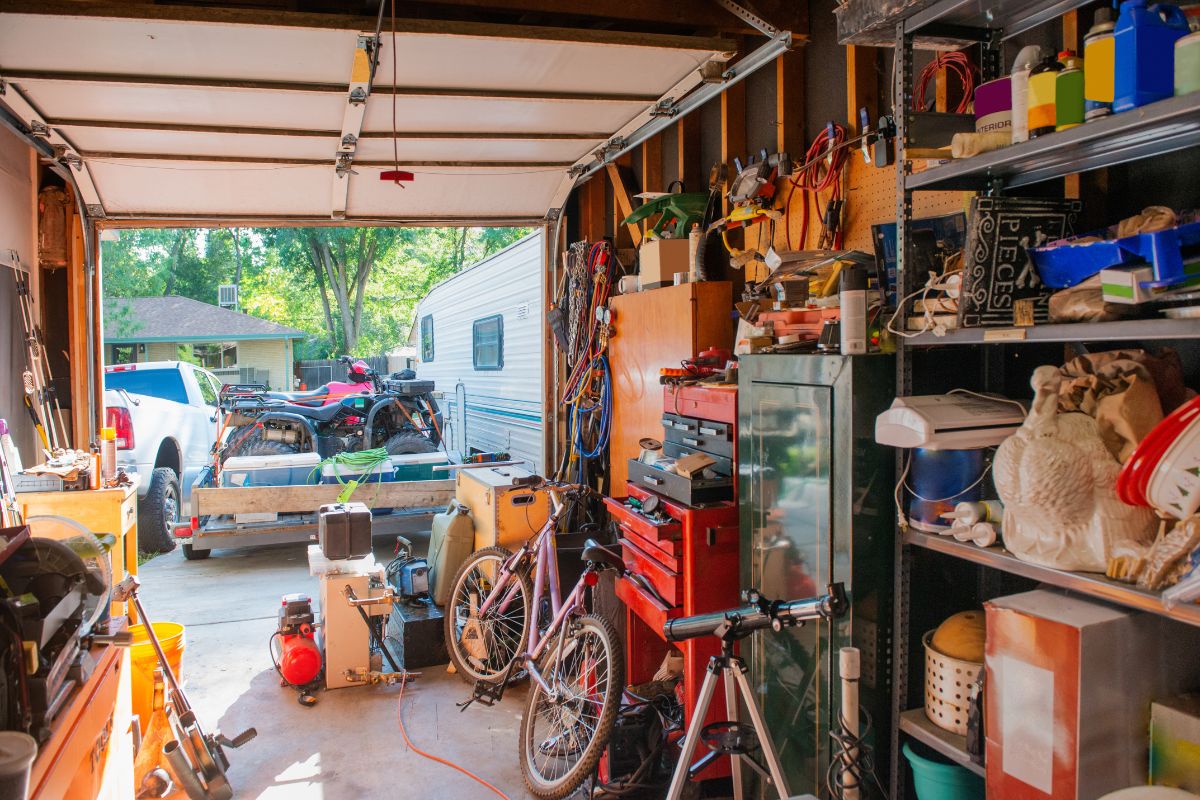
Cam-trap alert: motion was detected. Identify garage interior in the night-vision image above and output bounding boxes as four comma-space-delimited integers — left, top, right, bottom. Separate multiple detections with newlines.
2, 1, 1200, 799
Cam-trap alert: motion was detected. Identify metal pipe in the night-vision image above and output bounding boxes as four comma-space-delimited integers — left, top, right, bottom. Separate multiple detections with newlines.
341, 585, 395, 607
163, 740, 208, 800
431, 460, 527, 471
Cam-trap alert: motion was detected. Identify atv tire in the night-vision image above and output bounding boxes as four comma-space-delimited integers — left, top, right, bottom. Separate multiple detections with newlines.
139, 467, 180, 554
223, 428, 302, 460
383, 431, 438, 455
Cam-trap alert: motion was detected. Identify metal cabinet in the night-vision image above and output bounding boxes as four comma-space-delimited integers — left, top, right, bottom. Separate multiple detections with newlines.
738, 354, 895, 796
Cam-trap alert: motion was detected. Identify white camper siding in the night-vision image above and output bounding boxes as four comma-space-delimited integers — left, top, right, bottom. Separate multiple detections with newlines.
414, 232, 544, 471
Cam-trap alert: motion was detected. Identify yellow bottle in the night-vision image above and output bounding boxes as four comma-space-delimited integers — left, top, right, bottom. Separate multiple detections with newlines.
1027, 53, 1062, 138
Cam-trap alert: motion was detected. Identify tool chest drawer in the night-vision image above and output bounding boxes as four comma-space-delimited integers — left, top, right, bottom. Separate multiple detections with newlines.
628, 459, 733, 506
603, 495, 682, 545
620, 525, 681, 571
616, 574, 681, 631
663, 426, 733, 458
663, 385, 736, 425
662, 441, 733, 476
619, 537, 681, 607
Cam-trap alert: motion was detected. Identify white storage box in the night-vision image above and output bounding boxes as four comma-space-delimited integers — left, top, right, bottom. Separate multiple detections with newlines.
220, 452, 321, 488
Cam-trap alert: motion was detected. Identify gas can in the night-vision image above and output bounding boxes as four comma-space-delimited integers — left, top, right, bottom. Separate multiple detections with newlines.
1056, 51, 1085, 130
1027, 53, 1064, 138
1084, 7, 1117, 119
427, 502, 475, 606
1114, 0, 1191, 112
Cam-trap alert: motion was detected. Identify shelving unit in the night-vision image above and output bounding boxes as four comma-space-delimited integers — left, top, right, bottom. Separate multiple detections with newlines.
887, 2, 1200, 797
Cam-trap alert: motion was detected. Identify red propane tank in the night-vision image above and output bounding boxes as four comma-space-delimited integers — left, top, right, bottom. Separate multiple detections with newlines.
278, 627, 322, 687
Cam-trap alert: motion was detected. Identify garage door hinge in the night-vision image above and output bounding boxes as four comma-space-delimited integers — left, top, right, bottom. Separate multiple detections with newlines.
0, 79, 6, 95
649, 98, 678, 118
544, 208, 562, 224
28, 120, 50, 138
86, 203, 105, 218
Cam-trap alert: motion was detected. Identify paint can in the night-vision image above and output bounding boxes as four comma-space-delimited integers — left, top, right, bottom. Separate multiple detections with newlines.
974, 76, 1012, 136
907, 448, 986, 534
1056, 50, 1085, 131
1027, 52, 1063, 138
1177, 31, 1200, 95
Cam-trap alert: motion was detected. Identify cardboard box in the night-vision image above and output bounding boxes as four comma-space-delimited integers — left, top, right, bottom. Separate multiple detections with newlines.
1101, 266, 1156, 305
1151, 693, 1200, 791
985, 590, 1200, 799
638, 238, 690, 289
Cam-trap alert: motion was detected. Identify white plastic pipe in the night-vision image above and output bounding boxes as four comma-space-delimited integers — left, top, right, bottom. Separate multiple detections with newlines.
839, 647, 861, 800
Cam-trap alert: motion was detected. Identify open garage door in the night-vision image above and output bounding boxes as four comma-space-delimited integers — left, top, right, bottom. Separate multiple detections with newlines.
0, 2, 795, 226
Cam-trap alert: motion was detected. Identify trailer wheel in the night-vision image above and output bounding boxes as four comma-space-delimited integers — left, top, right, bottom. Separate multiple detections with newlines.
384, 431, 438, 455
182, 543, 211, 561
138, 467, 180, 554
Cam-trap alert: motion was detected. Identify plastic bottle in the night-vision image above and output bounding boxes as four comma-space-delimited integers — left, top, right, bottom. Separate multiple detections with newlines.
688, 222, 702, 280
1113, 0, 1191, 112
1056, 50, 1086, 131
0, 419, 22, 475
1027, 52, 1064, 138
839, 264, 867, 355
1177, 31, 1200, 95
101, 426, 117, 485
1010, 45, 1043, 143
1084, 7, 1117, 119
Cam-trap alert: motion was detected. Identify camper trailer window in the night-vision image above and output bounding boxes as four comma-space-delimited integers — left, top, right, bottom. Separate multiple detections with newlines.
472, 314, 504, 370
420, 314, 434, 362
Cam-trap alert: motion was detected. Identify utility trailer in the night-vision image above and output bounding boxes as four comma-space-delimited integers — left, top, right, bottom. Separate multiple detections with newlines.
175, 473, 455, 560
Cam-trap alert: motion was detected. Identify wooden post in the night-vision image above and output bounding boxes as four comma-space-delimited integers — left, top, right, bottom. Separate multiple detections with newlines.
640, 135, 663, 235
677, 113, 702, 194
721, 78, 747, 215
776, 49, 807, 154
580, 175, 606, 242
606, 157, 643, 248
846, 46, 880, 132
68, 200, 90, 448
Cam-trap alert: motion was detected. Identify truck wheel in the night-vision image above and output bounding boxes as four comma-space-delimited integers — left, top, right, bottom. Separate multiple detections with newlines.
182, 543, 211, 561
139, 467, 180, 554
225, 430, 301, 460
384, 431, 438, 455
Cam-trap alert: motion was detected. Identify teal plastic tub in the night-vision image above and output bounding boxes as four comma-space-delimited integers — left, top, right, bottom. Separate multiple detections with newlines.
902, 743, 985, 800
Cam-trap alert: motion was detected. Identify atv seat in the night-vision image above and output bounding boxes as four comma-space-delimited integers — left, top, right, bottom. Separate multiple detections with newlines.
264, 386, 329, 405
263, 400, 344, 422
581, 539, 624, 571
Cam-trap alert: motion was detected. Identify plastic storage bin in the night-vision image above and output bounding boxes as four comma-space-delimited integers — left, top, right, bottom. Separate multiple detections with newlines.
391, 452, 449, 482
902, 743, 985, 800
220, 452, 321, 487
1031, 219, 1200, 289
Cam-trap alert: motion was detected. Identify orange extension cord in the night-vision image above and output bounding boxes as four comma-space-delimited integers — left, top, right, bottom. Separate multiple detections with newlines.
396, 680, 512, 800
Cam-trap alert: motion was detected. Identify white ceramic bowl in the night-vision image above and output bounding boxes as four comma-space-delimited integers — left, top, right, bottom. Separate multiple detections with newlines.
1147, 412, 1200, 520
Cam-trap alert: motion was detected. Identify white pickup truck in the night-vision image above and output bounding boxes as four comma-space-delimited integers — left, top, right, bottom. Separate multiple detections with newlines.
103, 361, 222, 554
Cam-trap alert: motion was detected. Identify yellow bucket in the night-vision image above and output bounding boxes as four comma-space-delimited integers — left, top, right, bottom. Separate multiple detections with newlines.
129, 622, 185, 732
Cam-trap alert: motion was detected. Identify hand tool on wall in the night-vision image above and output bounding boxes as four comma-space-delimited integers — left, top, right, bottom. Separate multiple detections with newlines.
113, 576, 256, 800
10, 268, 69, 450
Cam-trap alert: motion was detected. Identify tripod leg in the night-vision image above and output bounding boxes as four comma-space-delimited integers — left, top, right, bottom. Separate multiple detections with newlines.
731, 661, 791, 800
723, 664, 745, 800
666, 662, 721, 800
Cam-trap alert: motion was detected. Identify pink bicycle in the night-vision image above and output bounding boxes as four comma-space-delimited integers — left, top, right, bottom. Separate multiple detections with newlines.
444, 478, 638, 799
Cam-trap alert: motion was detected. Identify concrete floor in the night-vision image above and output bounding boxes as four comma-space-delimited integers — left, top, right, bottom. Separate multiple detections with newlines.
140, 534, 540, 800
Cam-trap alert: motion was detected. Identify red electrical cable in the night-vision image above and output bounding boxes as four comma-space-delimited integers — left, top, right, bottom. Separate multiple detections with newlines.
786, 123, 849, 250
396, 680, 512, 800
913, 51, 976, 114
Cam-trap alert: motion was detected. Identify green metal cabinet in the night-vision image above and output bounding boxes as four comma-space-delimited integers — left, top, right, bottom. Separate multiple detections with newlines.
737, 354, 895, 797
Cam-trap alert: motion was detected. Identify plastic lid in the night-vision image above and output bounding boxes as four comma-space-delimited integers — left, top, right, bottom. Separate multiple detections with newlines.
1057, 50, 1076, 59
0, 731, 38, 773
841, 264, 867, 292
1094, 6, 1113, 23
101, 427, 117, 441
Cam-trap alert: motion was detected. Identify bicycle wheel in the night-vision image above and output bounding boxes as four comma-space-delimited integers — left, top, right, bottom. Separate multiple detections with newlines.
519, 613, 623, 800
444, 546, 532, 684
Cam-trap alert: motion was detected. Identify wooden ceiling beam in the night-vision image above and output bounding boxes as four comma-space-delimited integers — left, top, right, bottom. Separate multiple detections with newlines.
81, 151, 573, 167
0, 0, 736, 51
415, 0, 803, 34
49, 118, 608, 140
7, 70, 659, 103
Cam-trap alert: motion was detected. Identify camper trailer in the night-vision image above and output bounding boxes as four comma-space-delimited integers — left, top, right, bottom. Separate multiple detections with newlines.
413, 231, 544, 471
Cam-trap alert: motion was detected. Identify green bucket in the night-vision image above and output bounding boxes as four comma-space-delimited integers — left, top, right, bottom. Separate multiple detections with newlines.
902, 743, 985, 800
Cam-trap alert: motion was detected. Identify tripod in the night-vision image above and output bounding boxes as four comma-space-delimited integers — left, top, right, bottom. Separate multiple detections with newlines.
662, 584, 847, 800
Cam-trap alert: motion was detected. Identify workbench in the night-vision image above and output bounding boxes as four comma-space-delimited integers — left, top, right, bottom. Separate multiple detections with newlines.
17, 481, 139, 620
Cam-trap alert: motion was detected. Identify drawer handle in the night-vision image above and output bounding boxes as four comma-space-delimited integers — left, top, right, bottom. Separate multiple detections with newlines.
642, 475, 664, 487
682, 437, 701, 447
699, 426, 721, 436
510, 494, 536, 507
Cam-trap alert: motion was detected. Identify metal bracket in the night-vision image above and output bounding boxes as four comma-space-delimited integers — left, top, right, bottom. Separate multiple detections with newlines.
334, 154, 356, 177
543, 207, 562, 224
341, 134, 358, 148
0, 79, 6, 95
85, 203, 105, 218
61, 153, 83, 170
348, 87, 368, 105
28, 120, 49, 138
567, 163, 591, 178
649, 98, 678, 118
714, 0, 780, 38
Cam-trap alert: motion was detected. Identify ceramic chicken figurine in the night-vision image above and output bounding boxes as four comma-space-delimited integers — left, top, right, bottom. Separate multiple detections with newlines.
993, 366, 1158, 572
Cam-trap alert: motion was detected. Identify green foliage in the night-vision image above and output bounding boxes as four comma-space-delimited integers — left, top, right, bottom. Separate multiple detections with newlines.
101, 226, 532, 357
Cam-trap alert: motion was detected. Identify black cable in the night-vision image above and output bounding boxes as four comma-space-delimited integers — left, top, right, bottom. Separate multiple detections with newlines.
824, 707, 890, 800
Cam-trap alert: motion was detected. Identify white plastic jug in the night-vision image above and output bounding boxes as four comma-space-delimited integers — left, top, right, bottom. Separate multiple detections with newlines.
428, 502, 475, 606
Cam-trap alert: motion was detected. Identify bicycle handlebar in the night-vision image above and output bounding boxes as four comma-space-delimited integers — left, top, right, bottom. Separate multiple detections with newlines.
663, 583, 848, 643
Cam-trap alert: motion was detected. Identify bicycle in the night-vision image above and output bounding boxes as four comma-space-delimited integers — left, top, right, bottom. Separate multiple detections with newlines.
443, 477, 647, 799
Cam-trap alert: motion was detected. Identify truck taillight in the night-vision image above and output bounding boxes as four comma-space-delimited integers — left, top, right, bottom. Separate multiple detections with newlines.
105, 406, 135, 449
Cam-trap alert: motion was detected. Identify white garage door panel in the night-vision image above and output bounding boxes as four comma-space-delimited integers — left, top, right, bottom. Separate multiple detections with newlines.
359, 96, 646, 134
18, 83, 347, 130
62, 128, 336, 161
347, 168, 561, 218
0, 14, 718, 96
352, 138, 598, 162
89, 160, 331, 216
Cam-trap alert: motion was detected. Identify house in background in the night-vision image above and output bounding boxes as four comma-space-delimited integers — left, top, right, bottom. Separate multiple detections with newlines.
103, 295, 305, 390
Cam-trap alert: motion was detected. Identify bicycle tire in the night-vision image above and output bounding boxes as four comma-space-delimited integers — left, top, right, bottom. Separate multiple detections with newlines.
519, 613, 624, 800
443, 546, 532, 685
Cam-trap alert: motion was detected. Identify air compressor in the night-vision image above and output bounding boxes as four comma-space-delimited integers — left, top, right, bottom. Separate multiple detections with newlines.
272, 593, 323, 706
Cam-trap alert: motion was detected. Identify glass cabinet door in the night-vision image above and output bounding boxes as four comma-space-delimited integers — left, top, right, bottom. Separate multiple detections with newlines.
741, 379, 834, 795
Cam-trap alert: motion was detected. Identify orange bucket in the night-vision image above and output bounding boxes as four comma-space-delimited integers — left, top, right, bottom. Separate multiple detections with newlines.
129, 622, 185, 732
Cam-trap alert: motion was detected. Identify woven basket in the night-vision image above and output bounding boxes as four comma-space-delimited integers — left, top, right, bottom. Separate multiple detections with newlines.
923, 631, 982, 736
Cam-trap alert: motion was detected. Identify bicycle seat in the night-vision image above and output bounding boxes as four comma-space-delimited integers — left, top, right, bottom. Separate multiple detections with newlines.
581, 539, 624, 571
264, 387, 329, 405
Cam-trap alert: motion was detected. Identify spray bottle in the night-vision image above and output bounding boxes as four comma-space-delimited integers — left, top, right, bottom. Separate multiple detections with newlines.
101, 427, 117, 486
839, 264, 867, 355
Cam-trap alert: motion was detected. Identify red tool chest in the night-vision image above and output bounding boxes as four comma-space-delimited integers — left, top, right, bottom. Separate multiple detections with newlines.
605, 482, 740, 758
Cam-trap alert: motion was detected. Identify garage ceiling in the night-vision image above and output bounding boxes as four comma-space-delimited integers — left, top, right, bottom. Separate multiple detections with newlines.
0, 2, 749, 225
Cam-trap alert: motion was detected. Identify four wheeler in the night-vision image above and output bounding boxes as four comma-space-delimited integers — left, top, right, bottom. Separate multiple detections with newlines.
219, 363, 443, 460
259, 355, 378, 407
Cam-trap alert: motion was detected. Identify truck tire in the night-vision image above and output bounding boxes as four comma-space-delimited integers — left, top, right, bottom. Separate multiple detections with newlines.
139, 467, 180, 554
182, 543, 211, 561
384, 431, 438, 455
224, 429, 301, 460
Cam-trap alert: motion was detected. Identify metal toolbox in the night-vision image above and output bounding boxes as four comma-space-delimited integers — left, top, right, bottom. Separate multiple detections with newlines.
662, 413, 734, 458
662, 441, 734, 477
317, 501, 372, 560
618, 536, 681, 607
627, 459, 733, 506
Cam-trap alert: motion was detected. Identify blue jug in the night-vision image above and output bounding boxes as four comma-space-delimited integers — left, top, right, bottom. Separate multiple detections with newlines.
1114, 0, 1191, 112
